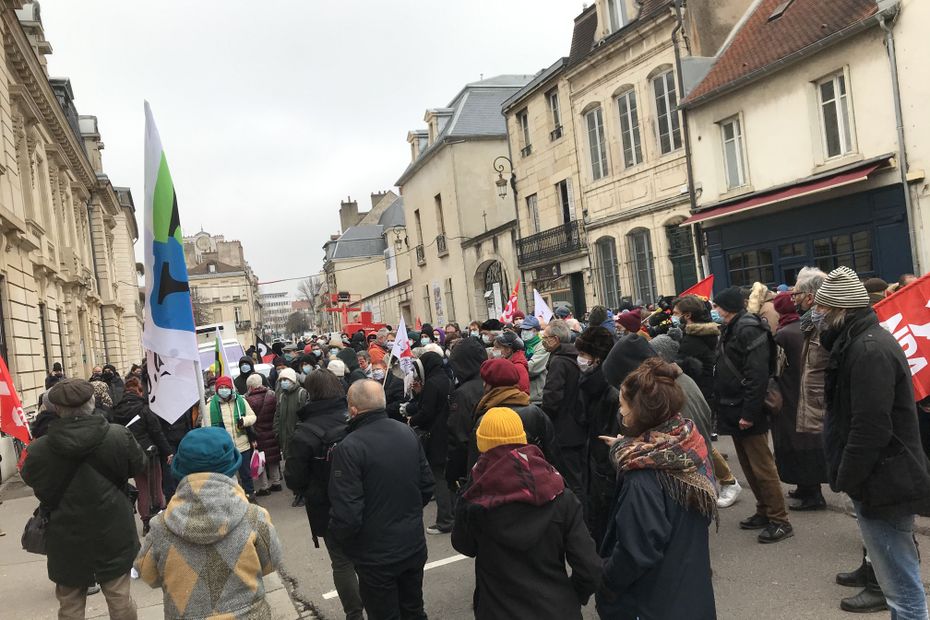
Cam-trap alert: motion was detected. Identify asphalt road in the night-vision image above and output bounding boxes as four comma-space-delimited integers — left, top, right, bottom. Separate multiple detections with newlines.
264, 436, 930, 620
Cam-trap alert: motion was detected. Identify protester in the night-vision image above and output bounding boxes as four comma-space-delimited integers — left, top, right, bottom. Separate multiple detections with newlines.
111, 377, 173, 534
446, 337, 488, 491
747, 281, 779, 335
337, 347, 368, 385
328, 380, 435, 619
452, 407, 601, 619
479, 318, 503, 348
369, 328, 391, 364
233, 355, 267, 396
22, 378, 145, 620
540, 319, 586, 500
45, 361, 64, 390
158, 403, 196, 503
816, 266, 930, 618
524, 316, 550, 405
101, 363, 125, 404
714, 286, 792, 543
245, 373, 282, 497
91, 379, 115, 420
135, 427, 283, 618
672, 294, 718, 404
357, 350, 372, 377
285, 370, 363, 620
274, 367, 309, 507
615, 311, 649, 339
596, 359, 717, 619
377, 358, 406, 422
863, 277, 890, 307
207, 376, 258, 502
407, 351, 453, 534
492, 331, 530, 393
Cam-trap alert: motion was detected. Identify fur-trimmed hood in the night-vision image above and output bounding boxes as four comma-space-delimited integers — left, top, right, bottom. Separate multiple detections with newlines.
747, 282, 774, 314
684, 322, 719, 337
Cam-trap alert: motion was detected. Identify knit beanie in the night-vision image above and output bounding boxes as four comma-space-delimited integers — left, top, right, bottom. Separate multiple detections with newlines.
650, 334, 679, 363
814, 266, 870, 309
772, 291, 796, 317
714, 286, 746, 313
615, 311, 642, 334
602, 334, 657, 386
171, 427, 242, 481
575, 326, 614, 362
480, 358, 520, 387
215, 376, 233, 391
588, 305, 608, 328
476, 407, 527, 453
327, 359, 346, 377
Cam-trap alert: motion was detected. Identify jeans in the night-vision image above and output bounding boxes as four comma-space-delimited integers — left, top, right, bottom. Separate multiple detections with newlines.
732, 433, 788, 524
324, 531, 364, 620
238, 448, 255, 495
854, 501, 929, 620
431, 464, 453, 529
354, 548, 428, 620
56, 573, 136, 620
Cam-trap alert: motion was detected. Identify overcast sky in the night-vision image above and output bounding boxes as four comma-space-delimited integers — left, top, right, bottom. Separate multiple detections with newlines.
40, 1, 582, 287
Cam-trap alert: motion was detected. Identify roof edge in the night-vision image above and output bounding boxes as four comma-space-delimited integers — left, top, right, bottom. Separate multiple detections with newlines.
502, 58, 567, 114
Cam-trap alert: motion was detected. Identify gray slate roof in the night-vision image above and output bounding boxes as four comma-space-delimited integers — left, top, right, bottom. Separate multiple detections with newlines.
378, 197, 405, 228
330, 224, 386, 260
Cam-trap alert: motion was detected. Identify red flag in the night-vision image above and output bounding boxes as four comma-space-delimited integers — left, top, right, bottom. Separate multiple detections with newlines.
874, 272, 930, 401
0, 355, 30, 445
415, 316, 422, 331
679, 275, 715, 301
500, 280, 521, 324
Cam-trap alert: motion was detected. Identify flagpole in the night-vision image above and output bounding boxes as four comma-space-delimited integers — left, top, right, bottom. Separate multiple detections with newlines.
192, 355, 208, 426
382, 353, 392, 387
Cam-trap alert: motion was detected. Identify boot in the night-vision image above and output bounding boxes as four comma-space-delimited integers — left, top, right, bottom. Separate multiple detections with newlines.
836, 549, 868, 588
840, 563, 888, 613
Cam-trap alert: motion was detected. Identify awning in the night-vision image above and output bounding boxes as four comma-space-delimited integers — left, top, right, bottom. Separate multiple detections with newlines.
682, 158, 890, 226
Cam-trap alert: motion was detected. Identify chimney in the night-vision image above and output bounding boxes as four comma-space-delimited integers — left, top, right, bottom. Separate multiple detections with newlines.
370, 191, 388, 209
339, 196, 360, 231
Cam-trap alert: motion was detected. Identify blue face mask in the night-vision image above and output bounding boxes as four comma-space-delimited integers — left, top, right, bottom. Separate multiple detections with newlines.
711, 310, 723, 324
240, 364, 251, 374
217, 388, 232, 399
420, 337, 431, 346
670, 315, 681, 327
302, 365, 312, 375
280, 379, 293, 390
313, 350, 322, 358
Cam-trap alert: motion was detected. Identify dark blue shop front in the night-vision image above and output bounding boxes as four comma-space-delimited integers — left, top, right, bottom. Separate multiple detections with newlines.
703, 185, 913, 290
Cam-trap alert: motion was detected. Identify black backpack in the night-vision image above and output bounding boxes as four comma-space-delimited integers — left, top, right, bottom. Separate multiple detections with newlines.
304, 422, 346, 546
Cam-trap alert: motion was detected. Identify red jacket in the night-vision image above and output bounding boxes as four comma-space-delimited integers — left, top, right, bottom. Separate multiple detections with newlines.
509, 350, 530, 394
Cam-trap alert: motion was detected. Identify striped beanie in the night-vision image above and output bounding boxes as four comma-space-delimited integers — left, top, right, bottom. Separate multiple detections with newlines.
814, 266, 870, 309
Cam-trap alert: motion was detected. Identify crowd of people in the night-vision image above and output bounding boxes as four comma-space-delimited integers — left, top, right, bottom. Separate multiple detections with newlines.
16, 265, 930, 619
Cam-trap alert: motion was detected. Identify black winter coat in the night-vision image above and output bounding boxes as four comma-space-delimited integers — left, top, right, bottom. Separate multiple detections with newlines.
159, 407, 195, 452
234, 356, 270, 395
22, 414, 145, 588
246, 386, 280, 464
543, 344, 586, 447
822, 309, 930, 519
446, 338, 488, 486
336, 347, 368, 386
407, 352, 452, 465
285, 397, 349, 544
597, 469, 716, 619
328, 410, 435, 566
677, 321, 719, 404
384, 371, 406, 422
111, 393, 174, 458
469, 393, 560, 473
714, 311, 771, 436
579, 366, 620, 546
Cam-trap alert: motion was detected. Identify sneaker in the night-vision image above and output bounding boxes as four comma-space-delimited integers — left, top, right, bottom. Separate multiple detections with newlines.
87, 584, 101, 595
292, 495, 305, 508
758, 522, 794, 544
717, 481, 742, 508
739, 514, 770, 530
426, 524, 452, 535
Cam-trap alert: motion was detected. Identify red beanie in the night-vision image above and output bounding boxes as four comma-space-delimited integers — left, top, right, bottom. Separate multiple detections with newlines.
303, 344, 315, 354
512, 310, 525, 320
615, 312, 642, 334
215, 376, 233, 390
480, 358, 520, 388
773, 291, 796, 316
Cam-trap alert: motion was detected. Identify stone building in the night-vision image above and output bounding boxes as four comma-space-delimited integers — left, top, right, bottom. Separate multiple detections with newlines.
1, 1, 142, 479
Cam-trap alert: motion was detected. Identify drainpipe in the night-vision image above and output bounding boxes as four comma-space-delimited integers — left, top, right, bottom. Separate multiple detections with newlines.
878, 11, 921, 273
671, 2, 706, 278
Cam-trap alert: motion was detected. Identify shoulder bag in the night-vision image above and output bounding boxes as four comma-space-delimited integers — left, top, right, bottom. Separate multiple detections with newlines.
22, 456, 87, 555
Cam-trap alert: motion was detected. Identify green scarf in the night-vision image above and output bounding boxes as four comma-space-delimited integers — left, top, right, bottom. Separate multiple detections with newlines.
524, 334, 541, 358
210, 394, 246, 435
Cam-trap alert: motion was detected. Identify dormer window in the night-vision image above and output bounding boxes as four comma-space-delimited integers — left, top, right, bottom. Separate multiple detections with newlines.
208, 263, 216, 273
607, 0, 627, 33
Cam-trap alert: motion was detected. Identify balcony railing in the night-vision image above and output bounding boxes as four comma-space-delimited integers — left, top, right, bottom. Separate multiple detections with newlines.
520, 144, 533, 157
550, 126, 563, 141
517, 220, 585, 267
436, 233, 448, 257
415, 244, 426, 265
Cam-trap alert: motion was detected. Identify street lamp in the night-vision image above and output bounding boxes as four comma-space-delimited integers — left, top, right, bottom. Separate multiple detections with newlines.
384, 225, 408, 250
493, 155, 516, 199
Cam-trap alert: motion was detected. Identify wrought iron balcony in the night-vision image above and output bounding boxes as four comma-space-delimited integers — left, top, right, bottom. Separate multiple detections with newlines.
550, 126, 563, 141
520, 144, 533, 157
517, 220, 586, 267
415, 244, 426, 265
436, 233, 448, 257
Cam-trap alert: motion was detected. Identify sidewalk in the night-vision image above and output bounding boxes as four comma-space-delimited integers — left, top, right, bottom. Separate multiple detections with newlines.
0, 475, 303, 619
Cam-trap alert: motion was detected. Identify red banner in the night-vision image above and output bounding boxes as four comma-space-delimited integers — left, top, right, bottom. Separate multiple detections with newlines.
500, 280, 521, 324
0, 355, 30, 445
679, 275, 715, 301
874, 272, 930, 401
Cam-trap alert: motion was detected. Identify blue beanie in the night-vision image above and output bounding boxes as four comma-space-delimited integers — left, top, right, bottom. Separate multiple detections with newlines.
171, 427, 242, 481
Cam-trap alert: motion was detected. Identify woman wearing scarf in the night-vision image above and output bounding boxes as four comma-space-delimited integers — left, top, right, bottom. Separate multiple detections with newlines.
597, 358, 717, 619
207, 376, 258, 502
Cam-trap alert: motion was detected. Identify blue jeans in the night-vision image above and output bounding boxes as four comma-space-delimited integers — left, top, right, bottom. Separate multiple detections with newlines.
854, 501, 928, 620
238, 448, 255, 495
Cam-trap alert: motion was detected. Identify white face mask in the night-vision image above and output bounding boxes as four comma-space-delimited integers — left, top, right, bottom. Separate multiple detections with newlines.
576, 356, 591, 370
371, 369, 385, 381
521, 330, 535, 341
482, 334, 492, 345
217, 388, 232, 399
302, 365, 312, 375
490, 348, 504, 359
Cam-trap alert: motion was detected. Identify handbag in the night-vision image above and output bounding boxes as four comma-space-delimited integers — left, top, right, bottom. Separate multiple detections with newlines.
250, 450, 266, 479
22, 456, 87, 555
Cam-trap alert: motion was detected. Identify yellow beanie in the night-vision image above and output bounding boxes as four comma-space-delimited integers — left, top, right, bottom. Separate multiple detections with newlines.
477, 407, 527, 453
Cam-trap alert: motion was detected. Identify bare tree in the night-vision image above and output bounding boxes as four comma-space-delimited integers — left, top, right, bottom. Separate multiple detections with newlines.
190, 288, 213, 326
286, 311, 310, 337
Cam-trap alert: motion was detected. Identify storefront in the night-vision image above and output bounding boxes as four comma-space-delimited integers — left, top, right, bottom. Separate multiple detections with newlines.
529, 264, 587, 317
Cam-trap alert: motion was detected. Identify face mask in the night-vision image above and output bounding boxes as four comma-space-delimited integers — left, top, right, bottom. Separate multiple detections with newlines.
482, 334, 492, 345
470, 330, 480, 338
521, 330, 535, 341
810, 309, 827, 331
302, 365, 312, 375
386, 341, 395, 349
280, 379, 293, 390
711, 310, 722, 324
217, 388, 232, 399
670, 315, 681, 327
313, 350, 322, 357
420, 337, 431, 346
490, 349, 503, 359
284, 353, 295, 361
577, 356, 591, 369
371, 369, 385, 381
240, 364, 251, 374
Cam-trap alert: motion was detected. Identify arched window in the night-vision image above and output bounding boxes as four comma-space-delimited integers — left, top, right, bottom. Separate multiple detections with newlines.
482, 260, 508, 320
627, 228, 657, 304
596, 236, 621, 308
665, 219, 697, 292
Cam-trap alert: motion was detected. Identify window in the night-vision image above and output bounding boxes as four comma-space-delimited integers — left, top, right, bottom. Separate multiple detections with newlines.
547, 89, 562, 140
434, 194, 445, 234
526, 194, 540, 234
666, 223, 697, 293
720, 116, 747, 189
813, 230, 872, 274
517, 109, 532, 156
444, 278, 455, 323
607, 0, 627, 32
38, 303, 50, 372
585, 107, 609, 180
56, 308, 66, 367
818, 72, 854, 158
414, 209, 423, 245
556, 180, 574, 224
234, 306, 242, 323
653, 71, 682, 154
616, 90, 643, 168
628, 229, 658, 303
596, 237, 622, 308
422, 285, 432, 324
727, 249, 775, 287
208, 263, 216, 273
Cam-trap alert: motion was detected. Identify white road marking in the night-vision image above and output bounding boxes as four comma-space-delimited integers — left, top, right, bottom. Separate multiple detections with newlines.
321, 554, 469, 600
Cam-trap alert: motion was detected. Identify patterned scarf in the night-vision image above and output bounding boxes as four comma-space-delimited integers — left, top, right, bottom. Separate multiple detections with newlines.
610, 414, 718, 523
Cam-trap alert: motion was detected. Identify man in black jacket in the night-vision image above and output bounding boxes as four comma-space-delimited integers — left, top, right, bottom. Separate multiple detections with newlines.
817, 267, 930, 617
233, 355, 269, 395
446, 337, 487, 492
329, 380, 434, 620
713, 286, 792, 544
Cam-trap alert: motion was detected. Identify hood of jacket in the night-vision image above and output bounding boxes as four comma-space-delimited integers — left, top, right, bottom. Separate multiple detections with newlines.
336, 347, 361, 371
46, 413, 111, 458
450, 338, 486, 382
747, 282, 775, 314
684, 322, 719, 337
111, 392, 148, 426
164, 472, 249, 545
551, 342, 577, 360
602, 334, 656, 386
237, 355, 254, 369
414, 351, 445, 381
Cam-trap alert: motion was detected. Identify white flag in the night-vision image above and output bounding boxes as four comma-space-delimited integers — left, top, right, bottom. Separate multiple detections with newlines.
390, 316, 415, 376
534, 289, 554, 324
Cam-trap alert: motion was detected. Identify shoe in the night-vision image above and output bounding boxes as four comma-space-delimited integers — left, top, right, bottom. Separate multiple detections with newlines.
292, 494, 305, 508
790, 494, 826, 511
840, 563, 887, 614
256, 489, 271, 497
787, 488, 801, 499
837, 551, 869, 588
717, 481, 742, 508
87, 584, 101, 595
247, 494, 258, 504
739, 514, 770, 530
269, 484, 283, 492
426, 524, 453, 535
758, 522, 794, 544
711, 433, 719, 442
142, 522, 151, 536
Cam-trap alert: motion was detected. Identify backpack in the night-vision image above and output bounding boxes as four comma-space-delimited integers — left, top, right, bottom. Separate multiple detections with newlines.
304, 421, 346, 546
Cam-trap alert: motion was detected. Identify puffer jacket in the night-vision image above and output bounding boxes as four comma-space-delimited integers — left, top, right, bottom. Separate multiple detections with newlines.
135, 473, 282, 619
245, 386, 280, 464
797, 313, 829, 433
527, 347, 550, 404
275, 374, 309, 459
206, 395, 257, 453
748, 282, 778, 335
677, 321, 719, 404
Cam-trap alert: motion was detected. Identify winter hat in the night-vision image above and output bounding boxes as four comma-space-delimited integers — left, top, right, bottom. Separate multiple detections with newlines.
615, 311, 642, 334
814, 266, 870, 309
327, 359, 346, 377
863, 277, 889, 306
272, 356, 287, 368
494, 331, 525, 351
328, 335, 344, 349
554, 304, 572, 318
246, 373, 263, 390
278, 367, 298, 384
47, 378, 95, 408
512, 310, 526, 321
476, 407, 527, 453
666, 326, 683, 342
650, 334, 679, 363
52, 362, 63, 372
90, 380, 113, 408
776, 284, 790, 293
602, 334, 658, 386
215, 375, 234, 391
714, 286, 746, 313
588, 305, 608, 328
480, 358, 520, 388
480, 318, 503, 331
171, 427, 242, 481
521, 315, 541, 330
575, 326, 614, 362
303, 344, 315, 354
773, 291, 796, 317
